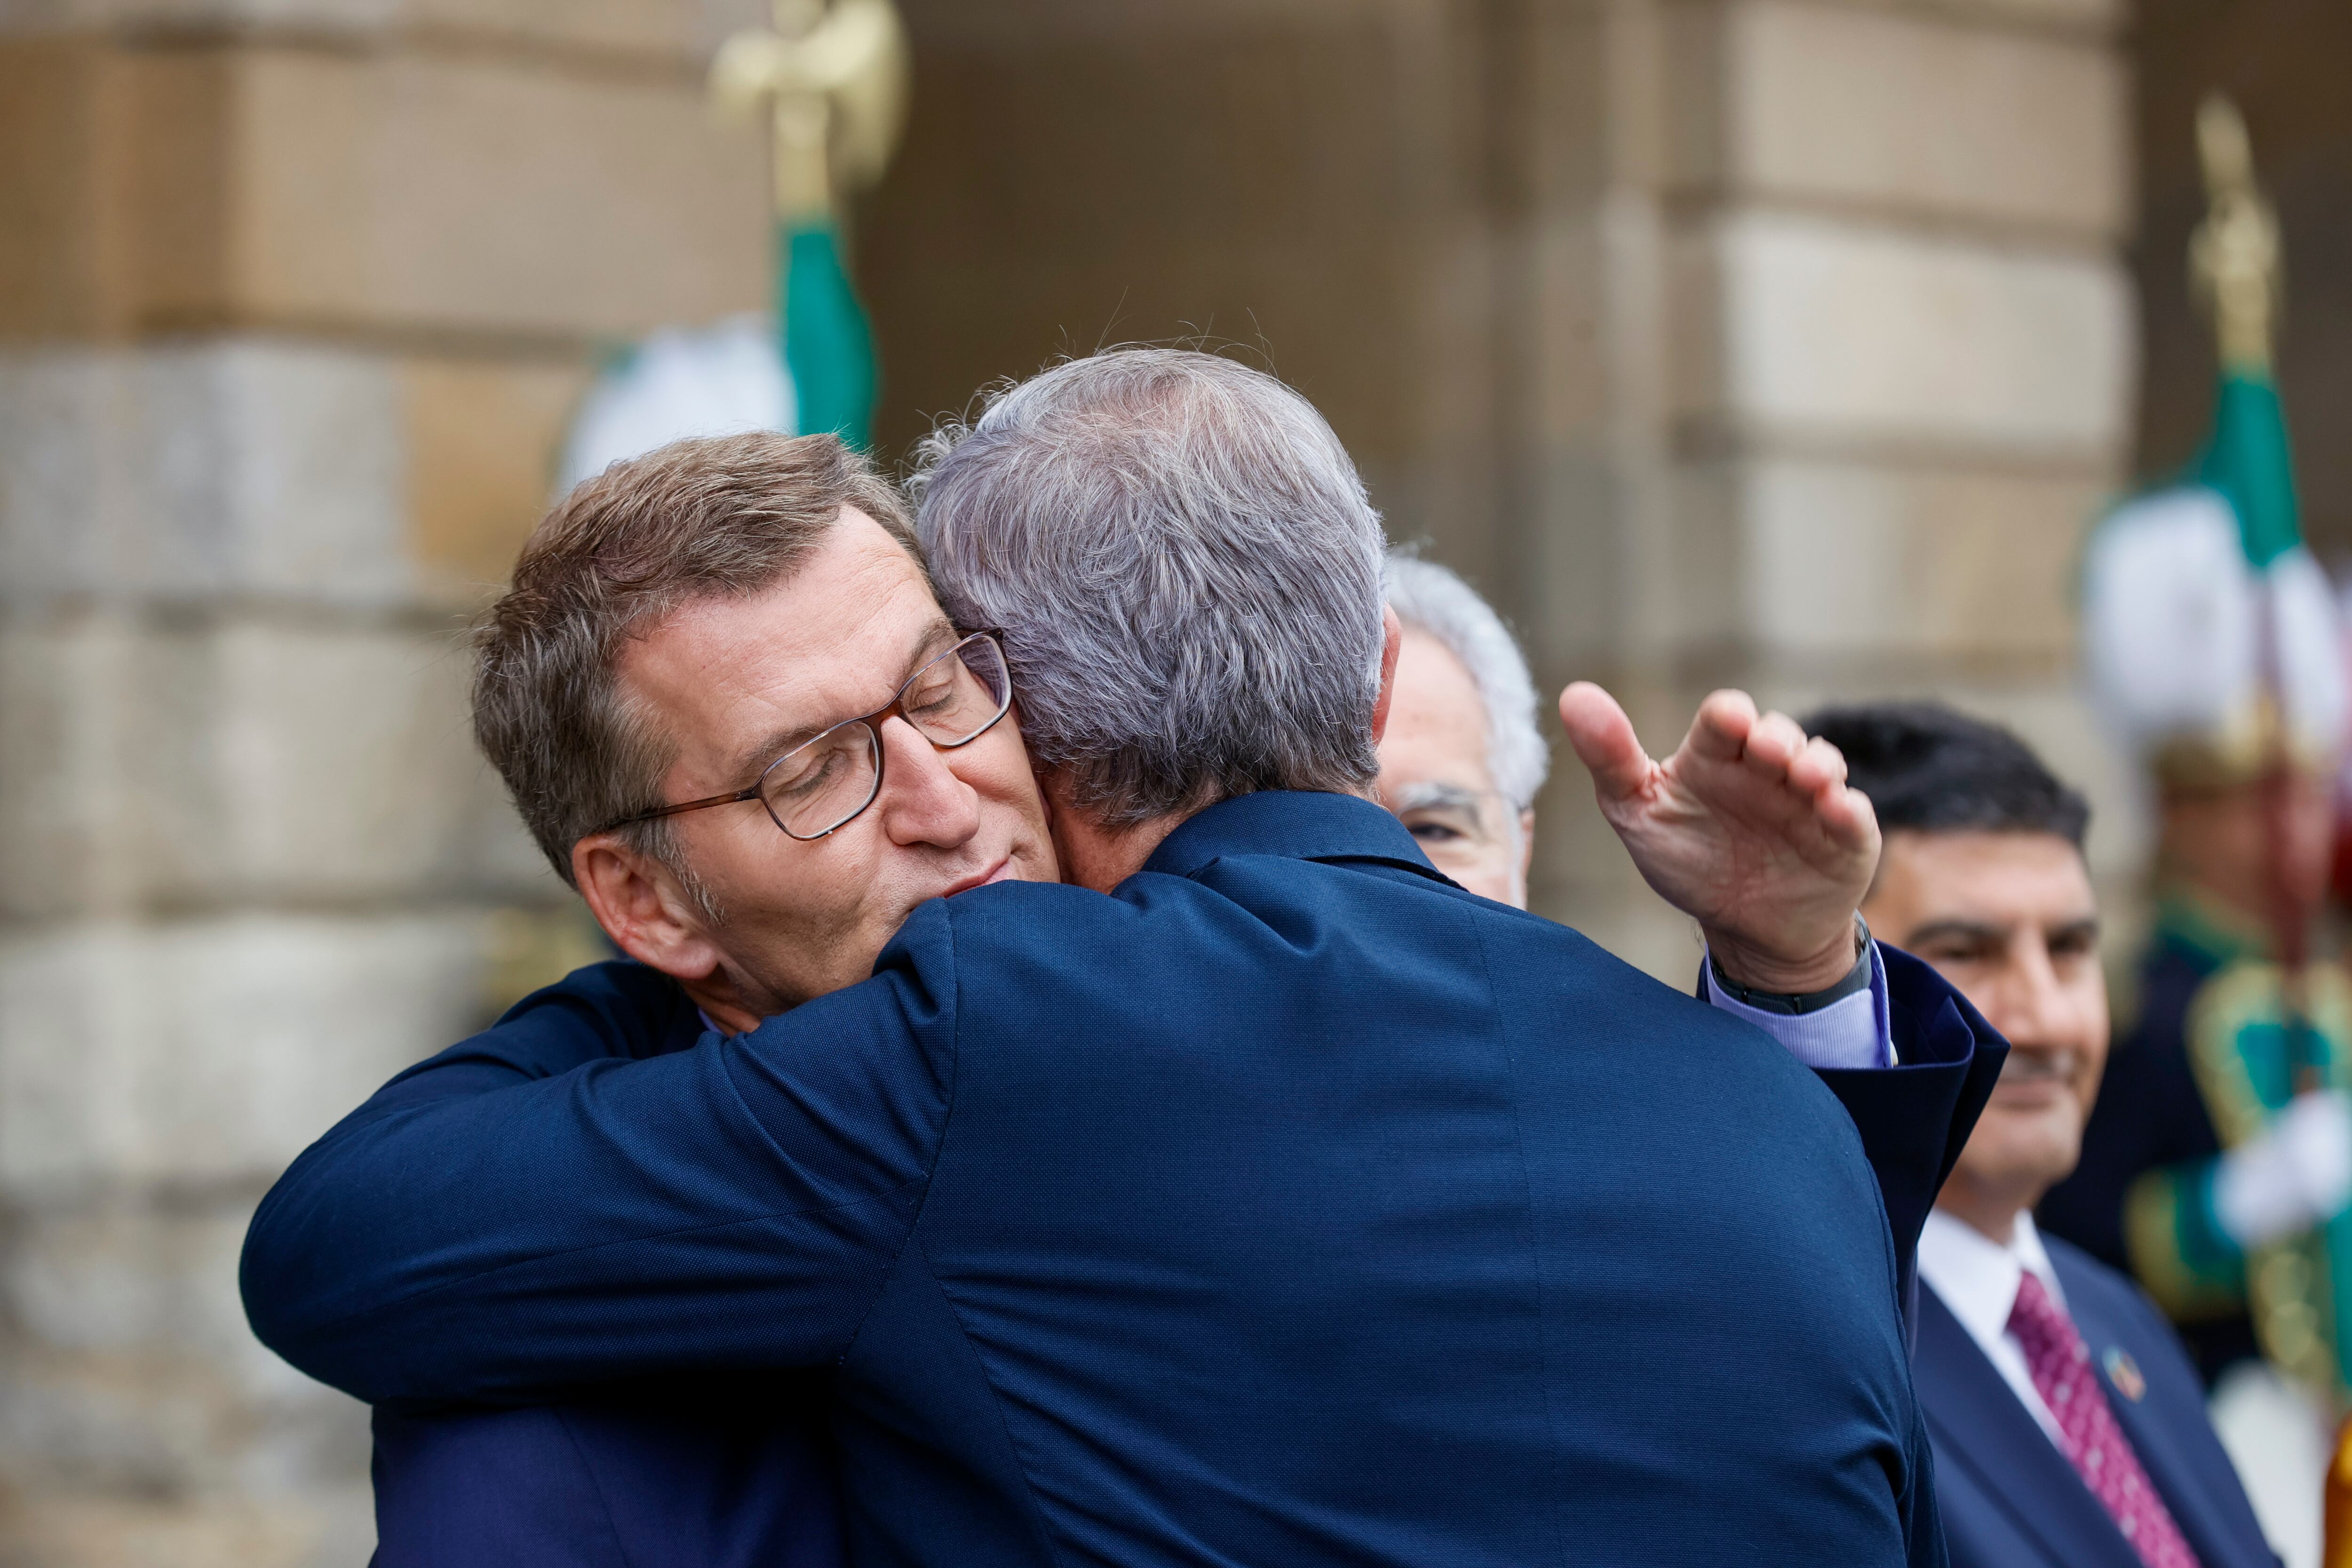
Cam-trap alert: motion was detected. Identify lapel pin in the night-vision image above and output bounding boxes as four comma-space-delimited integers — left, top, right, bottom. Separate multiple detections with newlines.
2102, 1346, 2146, 1403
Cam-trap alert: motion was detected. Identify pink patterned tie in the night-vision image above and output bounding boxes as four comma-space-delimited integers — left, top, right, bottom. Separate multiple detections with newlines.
2007, 1270, 2201, 1568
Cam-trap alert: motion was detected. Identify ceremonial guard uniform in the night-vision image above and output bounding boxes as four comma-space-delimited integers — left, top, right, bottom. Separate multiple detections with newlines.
2046, 889, 2352, 1389
2039, 97, 2349, 1563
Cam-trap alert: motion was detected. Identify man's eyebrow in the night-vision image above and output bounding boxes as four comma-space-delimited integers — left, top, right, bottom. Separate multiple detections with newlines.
1899, 914, 2101, 950
1898, 918, 2010, 948
1387, 780, 1486, 812
726, 619, 961, 782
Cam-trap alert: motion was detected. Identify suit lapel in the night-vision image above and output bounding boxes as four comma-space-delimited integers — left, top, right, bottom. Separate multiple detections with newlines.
1914, 1285, 2145, 1568
2053, 1249, 2264, 1568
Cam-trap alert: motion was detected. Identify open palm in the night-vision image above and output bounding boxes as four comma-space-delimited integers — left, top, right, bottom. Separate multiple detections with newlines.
1559, 684, 1879, 993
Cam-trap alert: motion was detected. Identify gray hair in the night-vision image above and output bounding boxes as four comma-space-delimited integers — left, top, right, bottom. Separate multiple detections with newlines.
1384, 552, 1550, 809
910, 349, 1388, 825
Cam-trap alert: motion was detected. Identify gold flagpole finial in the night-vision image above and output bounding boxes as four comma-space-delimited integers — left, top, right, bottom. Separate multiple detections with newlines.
710, 0, 909, 222
2191, 95, 2281, 375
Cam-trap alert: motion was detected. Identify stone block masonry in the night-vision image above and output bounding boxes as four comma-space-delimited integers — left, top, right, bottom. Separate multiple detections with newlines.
855, 0, 2135, 981
0, 1, 762, 1558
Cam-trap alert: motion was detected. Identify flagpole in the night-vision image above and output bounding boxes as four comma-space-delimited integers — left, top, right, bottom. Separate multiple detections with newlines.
710, 0, 908, 450
2191, 96, 2320, 1090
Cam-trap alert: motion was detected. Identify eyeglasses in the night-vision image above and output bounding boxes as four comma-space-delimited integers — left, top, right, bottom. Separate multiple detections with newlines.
600, 632, 1013, 842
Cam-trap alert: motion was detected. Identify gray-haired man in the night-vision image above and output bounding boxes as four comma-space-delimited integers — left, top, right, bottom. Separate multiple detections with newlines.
248, 349, 2001, 1566
1378, 552, 1549, 907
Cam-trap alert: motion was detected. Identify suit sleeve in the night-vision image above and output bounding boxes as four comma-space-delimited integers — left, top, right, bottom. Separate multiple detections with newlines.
1812, 946, 2007, 1314
1901, 1397, 1954, 1568
239, 905, 962, 1407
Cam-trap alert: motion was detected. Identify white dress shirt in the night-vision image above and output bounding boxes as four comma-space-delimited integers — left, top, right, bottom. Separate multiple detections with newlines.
1918, 1207, 2070, 1443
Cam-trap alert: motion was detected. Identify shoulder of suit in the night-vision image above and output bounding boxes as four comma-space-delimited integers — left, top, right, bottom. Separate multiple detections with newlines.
493, 957, 699, 1052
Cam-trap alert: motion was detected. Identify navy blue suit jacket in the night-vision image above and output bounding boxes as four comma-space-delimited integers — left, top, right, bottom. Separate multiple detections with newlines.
248, 791, 2000, 1568
359, 979, 851, 1568
372, 1386, 843, 1568
1916, 1232, 2277, 1568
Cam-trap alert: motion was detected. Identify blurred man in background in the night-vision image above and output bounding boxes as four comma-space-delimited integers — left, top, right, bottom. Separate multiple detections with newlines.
1815, 702, 2276, 1568
1376, 552, 1548, 907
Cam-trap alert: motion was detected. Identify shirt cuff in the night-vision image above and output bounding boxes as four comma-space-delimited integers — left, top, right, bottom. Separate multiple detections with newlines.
1700, 939, 1894, 1071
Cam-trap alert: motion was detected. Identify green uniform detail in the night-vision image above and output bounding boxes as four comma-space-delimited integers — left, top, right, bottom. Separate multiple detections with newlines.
2124, 895, 2352, 1406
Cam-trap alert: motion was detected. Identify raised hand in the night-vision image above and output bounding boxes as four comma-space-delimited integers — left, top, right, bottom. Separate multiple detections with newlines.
1559, 684, 1878, 994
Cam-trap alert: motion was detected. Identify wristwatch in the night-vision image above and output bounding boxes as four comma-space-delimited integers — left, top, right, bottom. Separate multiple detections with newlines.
1705, 912, 1874, 1017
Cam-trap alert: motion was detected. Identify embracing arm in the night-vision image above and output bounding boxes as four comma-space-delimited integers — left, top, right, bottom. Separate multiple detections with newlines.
239, 909, 959, 1406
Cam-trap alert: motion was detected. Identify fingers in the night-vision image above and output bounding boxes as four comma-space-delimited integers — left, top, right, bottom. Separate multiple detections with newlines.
1692, 693, 1879, 851
1766, 729, 1877, 852
1558, 682, 1653, 804
1689, 691, 1809, 787
1820, 778, 1880, 852
1784, 735, 1847, 796
1741, 710, 1810, 786
1689, 690, 1759, 763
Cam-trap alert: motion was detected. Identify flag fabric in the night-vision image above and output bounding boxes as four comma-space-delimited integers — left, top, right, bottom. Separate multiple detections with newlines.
2082, 362, 2344, 776
551, 215, 883, 499
2082, 330, 2352, 1422
553, 315, 796, 498
2199, 369, 2301, 569
779, 215, 879, 450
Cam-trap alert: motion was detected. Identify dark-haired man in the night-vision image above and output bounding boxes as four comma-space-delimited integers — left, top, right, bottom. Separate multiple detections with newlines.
1812, 701, 2277, 1568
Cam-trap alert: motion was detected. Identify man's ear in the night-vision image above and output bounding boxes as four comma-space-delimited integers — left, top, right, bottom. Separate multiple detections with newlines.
571, 833, 726, 983
1370, 605, 1405, 746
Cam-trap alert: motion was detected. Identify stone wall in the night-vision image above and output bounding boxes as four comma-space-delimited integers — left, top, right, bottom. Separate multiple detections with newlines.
860, 0, 2141, 975
1636, 0, 2143, 969
0, 2, 765, 1560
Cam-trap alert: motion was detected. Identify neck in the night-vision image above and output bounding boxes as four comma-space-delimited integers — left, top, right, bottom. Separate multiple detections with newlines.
1933, 1177, 2041, 1249
676, 973, 770, 1037
1045, 778, 1386, 893
1050, 804, 1187, 893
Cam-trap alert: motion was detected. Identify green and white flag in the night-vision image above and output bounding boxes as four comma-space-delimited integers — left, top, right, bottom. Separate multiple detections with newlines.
555, 315, 795, 497
2085, 96, 2345, 776
552, 215, 882, 496
777, 214, 879, 450
2081, 364, 2344, 777
557, 0, 904, 493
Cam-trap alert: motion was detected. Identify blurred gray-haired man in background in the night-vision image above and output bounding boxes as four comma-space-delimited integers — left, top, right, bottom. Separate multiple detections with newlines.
1377, 553, 1549, 907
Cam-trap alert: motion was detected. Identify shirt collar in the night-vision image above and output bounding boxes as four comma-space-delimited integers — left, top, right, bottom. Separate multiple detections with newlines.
1140, 789, 1448, 882
1919, 1208, 2065, 1344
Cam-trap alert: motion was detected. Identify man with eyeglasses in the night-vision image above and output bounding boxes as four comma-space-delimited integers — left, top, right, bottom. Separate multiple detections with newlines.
347, 432, 1048, 1567
1376, 552, 1547, 908
248, 349, 2003, 1568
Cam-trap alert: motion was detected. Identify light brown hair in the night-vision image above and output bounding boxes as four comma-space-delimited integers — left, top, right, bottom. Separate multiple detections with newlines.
475, 431, 917, 887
